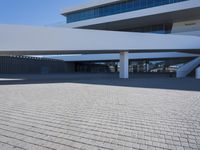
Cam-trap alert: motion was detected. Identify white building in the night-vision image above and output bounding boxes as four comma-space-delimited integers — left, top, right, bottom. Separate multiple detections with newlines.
0, 0, 200, 78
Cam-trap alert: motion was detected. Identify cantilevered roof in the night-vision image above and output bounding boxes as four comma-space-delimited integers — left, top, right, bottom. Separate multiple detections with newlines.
40, 53, 200, 62
0, 24, 200, 55
61, 0, 120, 15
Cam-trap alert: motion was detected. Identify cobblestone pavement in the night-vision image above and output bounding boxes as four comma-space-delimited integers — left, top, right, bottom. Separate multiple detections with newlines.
0, 76, 200, 150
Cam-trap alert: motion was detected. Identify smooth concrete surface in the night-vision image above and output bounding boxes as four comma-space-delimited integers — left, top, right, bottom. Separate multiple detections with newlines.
120, 52, 129, 79
39, 52, 200, 62
1, 24, 200, 55
196, 66, 200, 79
0, 74, 199, 150
176, 56, 200, 78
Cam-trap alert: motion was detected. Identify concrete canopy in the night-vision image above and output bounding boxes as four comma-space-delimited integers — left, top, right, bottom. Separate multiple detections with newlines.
0, 24, 200, 55
40, 53, 199, 62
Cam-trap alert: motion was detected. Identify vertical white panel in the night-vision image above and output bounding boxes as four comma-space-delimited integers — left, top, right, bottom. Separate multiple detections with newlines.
196, 67, 200, 79
120, 51, 129, 79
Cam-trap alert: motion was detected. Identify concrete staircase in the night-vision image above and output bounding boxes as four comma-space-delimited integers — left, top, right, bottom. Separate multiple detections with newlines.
176, 56, 200, 78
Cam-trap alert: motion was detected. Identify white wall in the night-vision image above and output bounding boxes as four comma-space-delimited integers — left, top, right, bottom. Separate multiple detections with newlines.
172, 19, 200, 36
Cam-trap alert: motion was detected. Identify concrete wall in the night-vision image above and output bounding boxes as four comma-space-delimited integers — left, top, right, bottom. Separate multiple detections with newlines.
172, 19, 200, 36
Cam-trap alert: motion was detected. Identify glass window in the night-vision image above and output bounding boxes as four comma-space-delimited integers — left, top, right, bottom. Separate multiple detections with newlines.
66, 0, 188, 23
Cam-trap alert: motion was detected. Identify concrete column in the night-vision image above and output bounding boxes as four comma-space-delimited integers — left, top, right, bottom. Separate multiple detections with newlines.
195, 67, 200, 79
146, 62, 150, 72
120, 51, 129, 79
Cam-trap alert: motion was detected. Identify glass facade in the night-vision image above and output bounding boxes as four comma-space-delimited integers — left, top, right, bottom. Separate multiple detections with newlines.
66, 0, 188, 23
121, 24, 173, 34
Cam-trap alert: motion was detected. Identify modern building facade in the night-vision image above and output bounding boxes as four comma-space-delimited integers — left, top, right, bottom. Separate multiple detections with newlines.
59, 0, 200, 78
0, 0, 200, 78
61, 0, 200, 35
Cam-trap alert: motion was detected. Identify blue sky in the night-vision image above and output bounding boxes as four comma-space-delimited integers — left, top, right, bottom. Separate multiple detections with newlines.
0, 0, 88, 26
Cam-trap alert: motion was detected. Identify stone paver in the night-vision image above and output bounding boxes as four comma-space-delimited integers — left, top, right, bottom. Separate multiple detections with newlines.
0, 75, 199, 150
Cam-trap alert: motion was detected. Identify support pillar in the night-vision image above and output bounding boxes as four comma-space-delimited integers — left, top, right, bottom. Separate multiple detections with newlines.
120, 51, 129, 79
146, 62, 150, 72
195, 67, 200, 79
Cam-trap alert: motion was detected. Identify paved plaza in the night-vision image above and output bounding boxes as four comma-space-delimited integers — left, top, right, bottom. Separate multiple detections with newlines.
0, 74, 200, 150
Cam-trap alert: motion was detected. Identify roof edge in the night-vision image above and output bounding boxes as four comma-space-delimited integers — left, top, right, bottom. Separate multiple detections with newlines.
61, 0, 120, 15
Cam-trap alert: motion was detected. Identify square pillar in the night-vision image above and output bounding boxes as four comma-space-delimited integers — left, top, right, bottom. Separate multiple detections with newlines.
120, 51, 129, 79
196, 67, 200, 79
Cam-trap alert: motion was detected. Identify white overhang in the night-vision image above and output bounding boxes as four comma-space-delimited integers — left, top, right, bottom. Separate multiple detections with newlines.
63, 0, 200, 29
0, 24, 200, 55
40, 53, 200, 62
61, 0, 120, 15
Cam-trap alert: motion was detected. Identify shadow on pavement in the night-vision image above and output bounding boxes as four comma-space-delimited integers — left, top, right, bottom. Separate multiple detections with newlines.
0, 73, 199, 91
